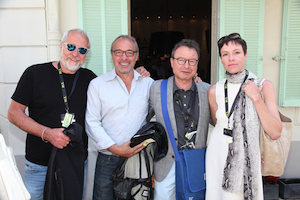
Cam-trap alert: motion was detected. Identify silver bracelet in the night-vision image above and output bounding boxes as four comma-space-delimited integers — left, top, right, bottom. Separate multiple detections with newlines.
41, 127, 49, 143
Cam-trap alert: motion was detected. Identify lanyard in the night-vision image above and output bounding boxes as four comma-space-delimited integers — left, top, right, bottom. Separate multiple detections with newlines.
224, 70, 248, 129
58, 62, 80, 113
173, 83, 198, 128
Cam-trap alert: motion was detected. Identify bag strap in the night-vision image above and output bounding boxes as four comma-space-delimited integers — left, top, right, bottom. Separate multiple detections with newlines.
131, 149, 152, 199
161, 79, 180, 161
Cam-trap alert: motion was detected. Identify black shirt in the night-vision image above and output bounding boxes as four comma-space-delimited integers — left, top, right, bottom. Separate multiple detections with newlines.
12, 62, 97, 165
173, 80, 199, 149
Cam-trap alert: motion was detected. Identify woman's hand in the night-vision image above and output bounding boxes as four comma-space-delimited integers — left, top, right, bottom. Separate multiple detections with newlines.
245, 80, 282, 140
242, 79, 262, 102
261, 155, 265, 165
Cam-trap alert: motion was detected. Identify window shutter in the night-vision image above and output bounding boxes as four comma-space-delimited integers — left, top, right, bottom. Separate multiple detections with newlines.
279, 0, 300, 107
218, 0, 265, 80
78, 0, 128, 76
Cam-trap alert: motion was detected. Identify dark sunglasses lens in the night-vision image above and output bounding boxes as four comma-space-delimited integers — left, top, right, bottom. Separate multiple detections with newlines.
66, 44, 76, 51
78, 47, 88, 55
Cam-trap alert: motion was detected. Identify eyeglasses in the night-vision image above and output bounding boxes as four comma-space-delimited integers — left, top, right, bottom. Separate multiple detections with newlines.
63, 43, 89, 55
173, 57, 199, 66
217, 33, 241, 45
111, 50, 137, 57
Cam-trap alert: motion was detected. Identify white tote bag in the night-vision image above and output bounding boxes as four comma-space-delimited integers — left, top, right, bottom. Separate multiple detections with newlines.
0, 134, 31, 200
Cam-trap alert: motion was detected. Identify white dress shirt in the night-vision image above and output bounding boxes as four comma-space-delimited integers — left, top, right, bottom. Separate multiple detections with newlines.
85, 68, 154, 155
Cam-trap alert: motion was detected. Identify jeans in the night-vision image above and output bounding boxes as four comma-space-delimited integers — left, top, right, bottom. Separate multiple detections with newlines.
25, 160, 48, 200
25, 159, 88, 200
93, 152, 120, 200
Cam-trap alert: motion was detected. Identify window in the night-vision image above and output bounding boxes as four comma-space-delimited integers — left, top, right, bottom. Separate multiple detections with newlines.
218, 0, 265, 80
278, 0, 300, 107
78, 0, 128, 76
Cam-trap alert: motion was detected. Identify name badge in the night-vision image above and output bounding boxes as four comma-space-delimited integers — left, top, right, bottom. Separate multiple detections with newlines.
223, 128, 233, 144
185, 130, 197, 140
61, 113, 75, 128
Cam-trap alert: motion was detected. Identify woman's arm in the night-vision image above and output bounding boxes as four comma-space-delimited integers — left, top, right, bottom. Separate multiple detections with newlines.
242, 80, 282, 139
208, 84, 218, 126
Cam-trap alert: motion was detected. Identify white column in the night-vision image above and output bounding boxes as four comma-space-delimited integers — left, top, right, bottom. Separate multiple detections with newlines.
46, 0, 61, 61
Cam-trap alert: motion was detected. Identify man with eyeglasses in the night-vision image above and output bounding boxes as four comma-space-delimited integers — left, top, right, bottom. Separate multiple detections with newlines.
85, 35, 154, 200
7, 29, 149, 200
148, 39, 211, 200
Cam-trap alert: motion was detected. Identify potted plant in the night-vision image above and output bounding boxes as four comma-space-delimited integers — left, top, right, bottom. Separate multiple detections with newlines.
263, 176, 279, 200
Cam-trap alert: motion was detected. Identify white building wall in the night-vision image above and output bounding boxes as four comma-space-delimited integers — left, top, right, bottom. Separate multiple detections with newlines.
263, 0, 300, 179
0, 2, 96, 199
263, 0, 300, 142
0, 0, 82, 154
0, 0, 48, 154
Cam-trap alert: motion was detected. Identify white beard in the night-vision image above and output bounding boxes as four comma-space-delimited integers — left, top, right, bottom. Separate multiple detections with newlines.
60, 56, 82, 72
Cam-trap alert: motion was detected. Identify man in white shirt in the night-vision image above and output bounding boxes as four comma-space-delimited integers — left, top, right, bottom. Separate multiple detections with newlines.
85, 35, 154, 200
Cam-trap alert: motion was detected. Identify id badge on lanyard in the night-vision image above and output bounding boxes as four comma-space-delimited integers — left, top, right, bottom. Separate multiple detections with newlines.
61, 113, 76, 128
223, 70, 249, 144
58, 62, 79, 128
180, 130, 197, 150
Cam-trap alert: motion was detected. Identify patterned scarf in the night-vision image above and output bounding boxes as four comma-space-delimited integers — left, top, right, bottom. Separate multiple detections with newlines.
222, 70, 261, 200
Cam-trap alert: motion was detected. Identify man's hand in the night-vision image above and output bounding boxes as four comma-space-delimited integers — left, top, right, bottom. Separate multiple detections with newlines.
108, 141, 144, 158
8, 100, 70, 149
136, 66, 150, 78
44, 128, 71, 149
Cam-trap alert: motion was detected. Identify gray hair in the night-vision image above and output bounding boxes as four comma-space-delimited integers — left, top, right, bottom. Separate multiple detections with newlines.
110, 35, 139, 52
61, 29, 91, 49
171, 39, 200, 59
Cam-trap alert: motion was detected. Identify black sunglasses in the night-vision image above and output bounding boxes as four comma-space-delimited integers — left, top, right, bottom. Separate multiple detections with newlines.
63, 43, 89, 55
217, 33, 241, 45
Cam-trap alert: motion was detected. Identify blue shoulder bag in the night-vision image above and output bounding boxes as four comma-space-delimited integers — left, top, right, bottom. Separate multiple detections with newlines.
160, 79, 206, 200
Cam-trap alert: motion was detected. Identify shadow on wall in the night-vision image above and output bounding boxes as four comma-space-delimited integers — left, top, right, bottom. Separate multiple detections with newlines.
281, 141, 300, 179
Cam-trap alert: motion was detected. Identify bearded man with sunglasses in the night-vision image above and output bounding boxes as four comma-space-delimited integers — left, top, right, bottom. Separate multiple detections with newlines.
7, 29, 150, 200
7, 28, 95, 200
